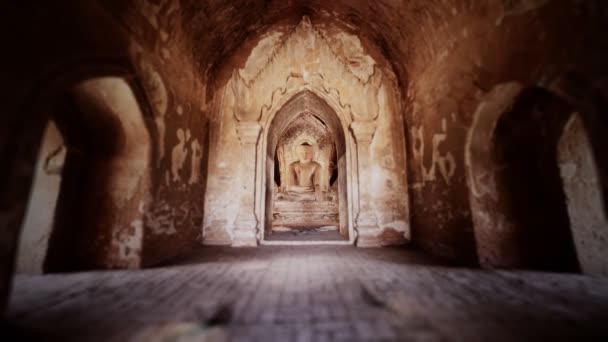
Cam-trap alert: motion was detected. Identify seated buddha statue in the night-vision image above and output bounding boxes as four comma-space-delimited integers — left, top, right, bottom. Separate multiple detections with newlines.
279, 143, 325, 201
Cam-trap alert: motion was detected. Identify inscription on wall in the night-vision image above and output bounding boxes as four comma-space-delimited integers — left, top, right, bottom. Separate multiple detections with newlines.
412, 119, 456, 185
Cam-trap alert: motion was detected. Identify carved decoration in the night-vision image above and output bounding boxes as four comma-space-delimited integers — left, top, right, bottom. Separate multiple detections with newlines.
229, 17, 390, 125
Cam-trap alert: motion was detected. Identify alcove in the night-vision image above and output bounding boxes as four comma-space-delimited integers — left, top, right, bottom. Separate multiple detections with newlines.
17, 76, 155, 273
466, 80, 608, 273
263, 92, 349, 243
466, 84, 579, 271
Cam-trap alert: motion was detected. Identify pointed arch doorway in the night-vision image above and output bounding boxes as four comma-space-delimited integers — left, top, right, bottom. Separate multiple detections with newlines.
261, 91, 352, 244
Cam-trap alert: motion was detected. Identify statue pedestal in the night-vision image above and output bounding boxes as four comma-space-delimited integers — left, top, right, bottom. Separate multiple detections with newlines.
272, 199, 339, 229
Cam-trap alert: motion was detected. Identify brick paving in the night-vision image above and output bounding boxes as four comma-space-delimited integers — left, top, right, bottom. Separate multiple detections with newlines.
265, 228, 347, 241
5, 246, 608, 341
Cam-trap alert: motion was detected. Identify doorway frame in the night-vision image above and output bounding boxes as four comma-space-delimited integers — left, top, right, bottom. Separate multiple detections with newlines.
256, 89, 357, 245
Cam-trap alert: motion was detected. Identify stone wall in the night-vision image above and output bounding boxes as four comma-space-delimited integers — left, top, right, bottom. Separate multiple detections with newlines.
16, 122, 65, 274
203, 18, 410, 246
559, 114, 608, 276
2, 1, 608, 312
171, 0, 607, 263
0, 0, 213, 279
107, 0, 212, 267
401, 1, 608, 263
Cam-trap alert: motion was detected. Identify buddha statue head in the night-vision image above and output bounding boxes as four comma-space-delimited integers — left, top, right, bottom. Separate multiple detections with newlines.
296, 143, 314, 164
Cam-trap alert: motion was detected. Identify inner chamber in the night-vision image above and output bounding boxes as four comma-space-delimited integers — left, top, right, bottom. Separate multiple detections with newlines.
268, 112, 346, 241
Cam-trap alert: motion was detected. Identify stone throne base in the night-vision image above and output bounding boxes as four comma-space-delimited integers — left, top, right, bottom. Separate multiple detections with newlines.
272, 200, 339, 229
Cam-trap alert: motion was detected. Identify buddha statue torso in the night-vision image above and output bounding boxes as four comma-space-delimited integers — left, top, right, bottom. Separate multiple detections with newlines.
288, 160, 321, 193
278, 143, 326, 201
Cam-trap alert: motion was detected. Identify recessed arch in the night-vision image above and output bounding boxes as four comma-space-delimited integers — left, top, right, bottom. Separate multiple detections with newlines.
203, 17, 410, 248
13, 66, 157, 271
260, 90, 354, 244
1, 60, 158, 309
466, 78, 608, 273
466, 84, 578, 270
42, 76, 154, 272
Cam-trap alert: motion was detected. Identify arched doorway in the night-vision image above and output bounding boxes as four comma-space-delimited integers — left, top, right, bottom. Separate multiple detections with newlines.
466, 78, 608, 273
15, 76, 154, 273
262, 92, 350, 243
202, 17, 410, 248
466, 84, 578, 271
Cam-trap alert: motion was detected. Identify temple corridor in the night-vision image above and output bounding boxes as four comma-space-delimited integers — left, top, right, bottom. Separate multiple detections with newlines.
6, 246, 608, 341
2, 1, 608, 341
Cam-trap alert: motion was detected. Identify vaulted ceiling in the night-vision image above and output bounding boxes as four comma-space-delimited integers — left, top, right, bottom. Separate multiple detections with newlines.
97, 0, 607, 99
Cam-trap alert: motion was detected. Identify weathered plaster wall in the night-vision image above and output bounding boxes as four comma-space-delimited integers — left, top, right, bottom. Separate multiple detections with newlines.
203, 18, 410, 245
559, 114, 608, 277
2, 1, 608, 311
1, 0, 212, 280
370, 82, 410, 243
172, 0, 606, 262
44, 77, 153, 271
402, 1, 608, 263
174, 0, 606, 262
465, 86, 579, 271
108, 0, 212, 266
0, 0, 144, 308
16, 122, 65, 274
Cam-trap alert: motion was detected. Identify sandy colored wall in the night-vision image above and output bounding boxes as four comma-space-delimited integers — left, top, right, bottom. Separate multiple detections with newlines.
559, 115, 608, 276
203, 18, 410, 245
16, 122, 65, 274
402, 1, 608, 263
103, 0, 211, 266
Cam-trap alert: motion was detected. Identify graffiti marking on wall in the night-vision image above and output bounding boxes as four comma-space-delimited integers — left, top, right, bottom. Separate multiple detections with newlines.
189, 138, 203, 185
412, 119, 456, 185
171, 128, 190, 182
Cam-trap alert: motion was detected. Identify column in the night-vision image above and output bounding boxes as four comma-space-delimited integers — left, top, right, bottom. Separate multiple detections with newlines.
232, 121, 262, 247
350, 121, 382, 247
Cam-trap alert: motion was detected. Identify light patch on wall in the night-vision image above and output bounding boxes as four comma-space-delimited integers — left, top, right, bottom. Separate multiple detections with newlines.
559, 162, 577, 180
497, 0, 551, 24
131, 46, 169, 168
16, 121, 64, 274
324, 31, 376, 82
240, 31, 286, 83
381, 221, 409, 234
43, 144, 66, 175
146, 201, 178, 235
113, 219, 144, 269
137, 0, 179, 31
558, 113, 608, 276
189, 138, 202, 184
171, 128, 190, 182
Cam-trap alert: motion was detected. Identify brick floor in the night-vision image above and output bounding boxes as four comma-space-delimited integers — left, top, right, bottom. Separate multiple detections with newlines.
5, 246, 608, 341
265, 228, 347, 241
